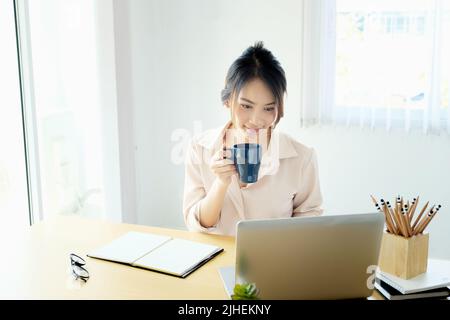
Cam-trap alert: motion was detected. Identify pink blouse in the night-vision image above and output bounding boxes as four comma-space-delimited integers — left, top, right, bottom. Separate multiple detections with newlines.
183, 121, 323, 236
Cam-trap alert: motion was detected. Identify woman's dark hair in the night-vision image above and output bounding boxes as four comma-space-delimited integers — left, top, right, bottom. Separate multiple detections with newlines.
221, 41, 287, 125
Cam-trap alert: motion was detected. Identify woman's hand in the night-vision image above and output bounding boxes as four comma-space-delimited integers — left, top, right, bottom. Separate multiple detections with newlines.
210, 149, 237, 187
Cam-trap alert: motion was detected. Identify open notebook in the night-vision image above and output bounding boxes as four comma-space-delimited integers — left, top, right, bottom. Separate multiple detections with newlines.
87, 231, 224, 278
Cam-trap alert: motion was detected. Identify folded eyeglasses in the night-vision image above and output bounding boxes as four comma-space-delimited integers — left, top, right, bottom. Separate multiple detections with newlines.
70, 253, 90, 282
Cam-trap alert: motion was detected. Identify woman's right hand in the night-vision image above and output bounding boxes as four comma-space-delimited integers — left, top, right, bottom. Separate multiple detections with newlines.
210, 149, 237, 187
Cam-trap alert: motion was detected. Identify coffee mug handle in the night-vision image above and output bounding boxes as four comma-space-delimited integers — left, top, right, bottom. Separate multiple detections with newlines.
222, 147, 235, 161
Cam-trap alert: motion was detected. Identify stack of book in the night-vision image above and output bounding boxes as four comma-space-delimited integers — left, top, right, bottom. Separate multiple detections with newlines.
375, 259, 450, 300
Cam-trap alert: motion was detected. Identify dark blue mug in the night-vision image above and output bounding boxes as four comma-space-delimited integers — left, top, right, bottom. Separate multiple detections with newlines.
226, 143, 262, 183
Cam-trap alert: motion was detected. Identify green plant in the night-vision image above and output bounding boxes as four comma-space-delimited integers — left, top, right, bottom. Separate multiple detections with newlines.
231, 283, 260, 300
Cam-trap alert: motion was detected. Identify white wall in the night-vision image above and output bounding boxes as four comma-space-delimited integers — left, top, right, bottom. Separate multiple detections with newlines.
114, 0, 303, 226
297, 125, 450, 260
95, 0, 123, 222
113, 0, 450, 259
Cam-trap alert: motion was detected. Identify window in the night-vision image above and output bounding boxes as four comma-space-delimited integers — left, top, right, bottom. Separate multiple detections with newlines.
301, 0, 450, 134
0, 0, 30, 229
15, 0, 122, 221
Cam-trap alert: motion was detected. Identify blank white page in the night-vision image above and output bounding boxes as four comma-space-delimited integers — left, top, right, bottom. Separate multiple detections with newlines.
88, 231, 171, 264
133, 238, 222, 276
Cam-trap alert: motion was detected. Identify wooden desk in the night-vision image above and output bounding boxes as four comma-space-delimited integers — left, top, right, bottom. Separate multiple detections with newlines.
1, 215, 235, 299
0, 215, 383, 300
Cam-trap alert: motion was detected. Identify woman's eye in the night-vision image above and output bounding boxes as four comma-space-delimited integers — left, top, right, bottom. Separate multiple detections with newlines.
241, 104, 252, 109
265, 107, 275, 112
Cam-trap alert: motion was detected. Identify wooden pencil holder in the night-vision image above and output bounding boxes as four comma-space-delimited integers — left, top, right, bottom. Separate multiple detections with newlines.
378, 232, 429, 279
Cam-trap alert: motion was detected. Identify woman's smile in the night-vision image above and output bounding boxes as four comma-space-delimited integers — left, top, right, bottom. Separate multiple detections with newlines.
244, 126, 261, 136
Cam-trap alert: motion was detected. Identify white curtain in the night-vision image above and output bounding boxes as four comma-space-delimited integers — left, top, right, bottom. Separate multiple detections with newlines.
301, 0, 450, 135
301, 0, 336, 127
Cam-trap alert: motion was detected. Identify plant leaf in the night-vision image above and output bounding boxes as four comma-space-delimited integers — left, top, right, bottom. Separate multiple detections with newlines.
232, 282, 260, 300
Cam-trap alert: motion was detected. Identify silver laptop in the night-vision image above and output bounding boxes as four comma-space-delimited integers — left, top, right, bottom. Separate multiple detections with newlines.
235, 213, 384, 299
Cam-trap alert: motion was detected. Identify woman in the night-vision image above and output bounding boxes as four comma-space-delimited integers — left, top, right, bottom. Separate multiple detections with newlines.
183, 42, 323, 236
